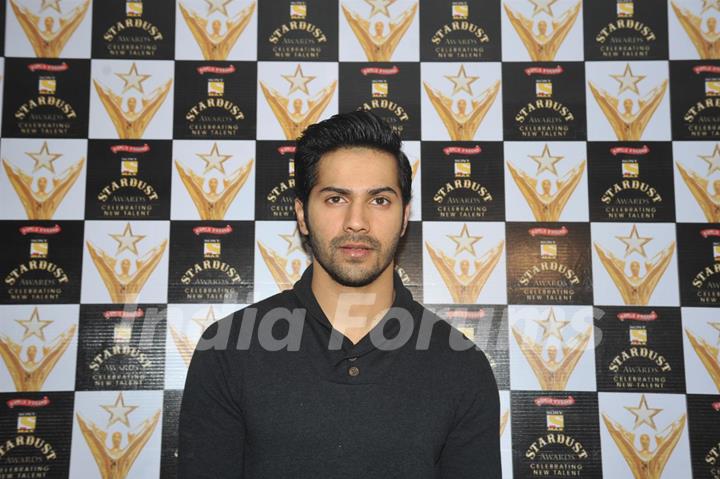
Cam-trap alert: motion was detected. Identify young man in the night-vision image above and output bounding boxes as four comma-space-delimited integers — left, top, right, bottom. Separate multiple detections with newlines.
178, 111, 501, 478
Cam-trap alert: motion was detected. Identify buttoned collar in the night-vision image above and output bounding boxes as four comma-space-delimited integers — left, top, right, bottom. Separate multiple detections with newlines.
292, 262, 417, 359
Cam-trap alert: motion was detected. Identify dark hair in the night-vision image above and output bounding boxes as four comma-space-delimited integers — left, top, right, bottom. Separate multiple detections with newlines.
294, 110, 412, 206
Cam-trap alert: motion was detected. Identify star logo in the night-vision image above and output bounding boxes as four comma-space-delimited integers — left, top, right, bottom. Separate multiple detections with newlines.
101, 392, 138, 428
528, 0, 558, 16
204, 0, 233, 16
699, 144, 720, 176
615, 224, 652, 258
280, 227, 304, 255
610, 64, 645, 95
40, 0, 62, 13
444, 64, 479, 96
364, 0, 396, 17
15, 307, 53, 341
110, 223, 146, 256
624, 394, 663, 430
197, 143, 232, 174
533, 308, 570, 342
447, 223, 482, 256
26, 141, 62, 174
282, 64, 316, 95
529, 144, 563, 175
115, 62, 151, 94
192, 306, 217, 332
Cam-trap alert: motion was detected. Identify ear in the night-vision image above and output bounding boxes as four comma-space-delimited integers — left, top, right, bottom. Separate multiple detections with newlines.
295, 198, 309, 235
400, 202, 410, 237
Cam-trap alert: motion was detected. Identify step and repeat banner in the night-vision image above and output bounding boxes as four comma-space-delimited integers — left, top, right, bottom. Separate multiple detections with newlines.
0, 0, 720, 477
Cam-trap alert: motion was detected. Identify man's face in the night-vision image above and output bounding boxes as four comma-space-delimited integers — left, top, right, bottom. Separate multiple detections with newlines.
295, 147, 410, 287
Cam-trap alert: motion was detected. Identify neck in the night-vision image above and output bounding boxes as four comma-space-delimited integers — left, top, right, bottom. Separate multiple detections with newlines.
310, 261, 396, 344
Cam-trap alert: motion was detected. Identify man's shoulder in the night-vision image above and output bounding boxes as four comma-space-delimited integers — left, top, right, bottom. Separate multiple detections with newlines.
198, 288, 300, 344
408, 303, 498, 392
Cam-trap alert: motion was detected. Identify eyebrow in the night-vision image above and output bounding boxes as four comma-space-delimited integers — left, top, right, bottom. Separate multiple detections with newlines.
317, 186, 399, 197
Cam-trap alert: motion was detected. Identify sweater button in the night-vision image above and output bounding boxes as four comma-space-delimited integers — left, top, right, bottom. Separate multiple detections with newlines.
348, 356, 358, 362
348, 366, 360, 377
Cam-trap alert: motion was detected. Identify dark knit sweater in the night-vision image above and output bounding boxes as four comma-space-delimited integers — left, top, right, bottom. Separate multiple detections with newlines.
178, 264, 501, 478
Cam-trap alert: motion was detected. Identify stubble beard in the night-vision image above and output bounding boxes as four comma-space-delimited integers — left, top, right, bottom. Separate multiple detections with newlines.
304, 215, 402, 288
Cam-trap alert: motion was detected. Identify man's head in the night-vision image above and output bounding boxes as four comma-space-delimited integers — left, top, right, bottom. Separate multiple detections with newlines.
294, 110, 412, 287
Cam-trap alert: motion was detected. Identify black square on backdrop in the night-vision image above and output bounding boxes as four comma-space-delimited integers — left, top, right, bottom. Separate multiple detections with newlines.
419, 0, 501, 61
339, 62, 421, 140
173, 61, 257, 139
254, 141, 297, 221
2, 59, 90, 138
85, 140, 172, 220
502, 62, 587, 141
421, 141, 505, 221
91, 0, 176, 59
0, 221, 84, 304
587, 142, 675, 222
257, 0, 338, 61
583, 0, 668, 61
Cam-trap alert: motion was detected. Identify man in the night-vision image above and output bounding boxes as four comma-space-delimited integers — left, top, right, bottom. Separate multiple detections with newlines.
178, 111, 501, 478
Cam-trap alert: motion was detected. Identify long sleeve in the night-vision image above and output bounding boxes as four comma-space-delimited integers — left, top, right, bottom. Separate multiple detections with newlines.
437, 347, 502, 478
178, 322, 245, 478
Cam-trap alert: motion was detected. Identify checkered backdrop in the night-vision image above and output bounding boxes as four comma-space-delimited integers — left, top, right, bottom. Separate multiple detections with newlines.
1, 0, 720, 477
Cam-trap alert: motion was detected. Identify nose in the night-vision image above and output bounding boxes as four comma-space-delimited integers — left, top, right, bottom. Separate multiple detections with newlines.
343, 199, 370, 233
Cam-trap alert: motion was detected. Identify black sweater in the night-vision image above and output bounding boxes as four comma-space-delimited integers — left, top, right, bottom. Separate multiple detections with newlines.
178, 264, 501, 478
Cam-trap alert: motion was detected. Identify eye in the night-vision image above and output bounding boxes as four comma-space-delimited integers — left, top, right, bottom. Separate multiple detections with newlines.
372, 197, 390, 206
326, 196, 345, 204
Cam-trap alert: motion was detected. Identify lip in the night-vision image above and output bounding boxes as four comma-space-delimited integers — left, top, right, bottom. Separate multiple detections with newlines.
339, 243, 373, 259
340, 243, 373, 250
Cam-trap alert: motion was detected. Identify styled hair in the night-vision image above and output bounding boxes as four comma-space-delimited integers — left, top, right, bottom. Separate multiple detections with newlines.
294, 110, 412, 206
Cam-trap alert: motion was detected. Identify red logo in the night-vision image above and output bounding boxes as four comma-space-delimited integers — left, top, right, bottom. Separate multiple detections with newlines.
534, 396, 575, 407
7, 396, 50, 408
196, 65, 236, 75
28, 62, 68, 72
360, 65, 399, 76
111, 144, 150, 154
524, 65, 564, 76
193, 225, 233, 235
443, 145, 482, 156
528, 226, 568, 237
19, 224, 62, 235
610, 145, 649, 156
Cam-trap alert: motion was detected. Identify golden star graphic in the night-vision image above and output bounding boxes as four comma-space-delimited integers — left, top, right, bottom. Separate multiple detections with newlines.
444, 64, 479, 96
15, 307, 53, 341
280, 227, 304, 255
110, 223, 146, 256
364, 0, 396, 17
447, 223, 482, 256
699, 144, 720, 176
101, 392, 139, 428
192, 306, 217, 332
533, 308, 570, 342
204, 0, 233, 16
26, 141, 62, 174
528, 0, 558, 16
115, 62, 151, 94
624, 394, 663, 430
529, 144, 563, 175
40, 0, 61, 13
610, 64, 645, 95
282, 64, 316, 95
615, 224, 652, 258
197, 142, 232, 174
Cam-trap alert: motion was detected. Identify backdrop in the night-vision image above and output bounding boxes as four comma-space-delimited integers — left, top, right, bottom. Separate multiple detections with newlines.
0, 0, 719, 477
